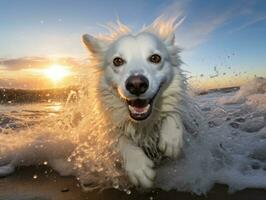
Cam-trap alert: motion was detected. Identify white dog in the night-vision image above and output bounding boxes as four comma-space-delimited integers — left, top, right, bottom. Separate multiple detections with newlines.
0, 18, 195, 189
81, 18, 187, 188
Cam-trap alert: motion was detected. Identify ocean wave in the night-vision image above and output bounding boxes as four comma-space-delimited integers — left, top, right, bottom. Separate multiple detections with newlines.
0, 77, 265, 194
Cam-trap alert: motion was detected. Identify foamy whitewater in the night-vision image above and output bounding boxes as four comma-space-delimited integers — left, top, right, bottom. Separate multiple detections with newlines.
155, 77, 266, 194
0, 77, 266, 194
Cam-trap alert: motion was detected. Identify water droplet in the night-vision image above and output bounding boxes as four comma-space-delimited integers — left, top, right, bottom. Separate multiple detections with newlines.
33, 174, 38, 179
113, 183, 119, 189
43, 161, 48, 165
61, 188, 69, 192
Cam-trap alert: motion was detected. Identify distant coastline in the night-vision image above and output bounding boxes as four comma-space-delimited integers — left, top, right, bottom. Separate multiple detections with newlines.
0, 87, 78, 104
196, 86, 240, 95
0, 86, 240, 104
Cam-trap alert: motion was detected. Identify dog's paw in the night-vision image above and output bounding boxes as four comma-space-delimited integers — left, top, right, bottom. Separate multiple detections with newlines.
124, 150, 155, 188
159, 127, 183, 158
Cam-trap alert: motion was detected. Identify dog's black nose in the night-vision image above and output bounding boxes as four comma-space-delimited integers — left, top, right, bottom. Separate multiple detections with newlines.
125, 75, 149, 95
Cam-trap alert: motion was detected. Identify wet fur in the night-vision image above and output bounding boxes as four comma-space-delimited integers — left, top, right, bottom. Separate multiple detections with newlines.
81, 18, 192, 188
0, 17, 200, 189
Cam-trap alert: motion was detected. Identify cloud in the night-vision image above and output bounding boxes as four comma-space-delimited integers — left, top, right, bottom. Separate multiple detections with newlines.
175, 13, 232, 49
159, 0, 189, 19
229, 15, 266, 34
159, 0, 266, 49
0, 56, 88, 89
0, 57, 47, 71
0, 57, 85, 71
159, 0, 233, 49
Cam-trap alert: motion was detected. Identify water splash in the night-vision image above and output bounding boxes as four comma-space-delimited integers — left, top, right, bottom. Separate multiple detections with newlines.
0, 67, 131, 191
0, 76, 266, 194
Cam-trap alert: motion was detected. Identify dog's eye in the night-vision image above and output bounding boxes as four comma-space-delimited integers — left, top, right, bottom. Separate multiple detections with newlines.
113, 57, 125, 67
149, 54, 161, 64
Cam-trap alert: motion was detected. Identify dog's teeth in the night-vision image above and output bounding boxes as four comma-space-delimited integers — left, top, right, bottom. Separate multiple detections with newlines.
128, 105, 135, 113
143, 104, 150, 112
129, 104, 150, 114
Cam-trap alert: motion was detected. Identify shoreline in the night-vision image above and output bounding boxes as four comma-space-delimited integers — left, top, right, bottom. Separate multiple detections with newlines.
0, 166, 265, 200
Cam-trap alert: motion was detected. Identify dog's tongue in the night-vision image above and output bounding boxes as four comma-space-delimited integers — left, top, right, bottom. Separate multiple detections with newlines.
133, 106, 146, 113
128, 99, 150, 114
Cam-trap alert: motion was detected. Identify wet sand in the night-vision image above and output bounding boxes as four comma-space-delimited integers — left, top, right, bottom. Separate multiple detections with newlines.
0, 166, 265, 200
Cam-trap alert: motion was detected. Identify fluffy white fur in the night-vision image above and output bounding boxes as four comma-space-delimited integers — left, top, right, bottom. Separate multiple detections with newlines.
81, 18, 187, 188
0, 17, 198, 189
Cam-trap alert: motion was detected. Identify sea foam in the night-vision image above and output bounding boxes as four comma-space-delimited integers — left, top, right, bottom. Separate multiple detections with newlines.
155, 77, 266, 194
0, 77, 265, 194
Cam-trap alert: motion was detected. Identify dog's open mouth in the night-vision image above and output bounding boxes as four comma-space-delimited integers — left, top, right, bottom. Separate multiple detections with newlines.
126, 85, 162, 121
127, 98, 153, 121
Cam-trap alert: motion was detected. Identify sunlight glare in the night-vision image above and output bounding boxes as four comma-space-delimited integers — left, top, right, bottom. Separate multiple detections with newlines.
43, 64, 71, 82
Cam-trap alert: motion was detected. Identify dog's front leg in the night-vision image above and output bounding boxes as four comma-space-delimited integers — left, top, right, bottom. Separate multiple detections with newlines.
159, 114, 183, 158
118, 136, 155, 188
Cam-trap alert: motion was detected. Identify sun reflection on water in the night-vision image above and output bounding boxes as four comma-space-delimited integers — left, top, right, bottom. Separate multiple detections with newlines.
45, 102, 62, 113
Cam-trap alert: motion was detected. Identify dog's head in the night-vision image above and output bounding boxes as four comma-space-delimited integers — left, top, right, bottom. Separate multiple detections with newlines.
83, 18, 182, 122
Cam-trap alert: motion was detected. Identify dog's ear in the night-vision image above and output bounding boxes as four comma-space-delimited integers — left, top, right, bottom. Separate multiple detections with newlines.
147, 16, 184, 46
164, 32, 175, 46
82, 34, 106, 54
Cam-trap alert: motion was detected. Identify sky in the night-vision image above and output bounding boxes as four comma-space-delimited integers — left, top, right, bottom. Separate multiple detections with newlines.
0, 0, 266, 90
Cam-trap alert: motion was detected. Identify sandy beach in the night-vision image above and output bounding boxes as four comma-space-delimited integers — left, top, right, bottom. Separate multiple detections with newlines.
0, 166, 266, 200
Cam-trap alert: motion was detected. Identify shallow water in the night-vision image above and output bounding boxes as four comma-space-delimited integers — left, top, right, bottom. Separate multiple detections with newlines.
156, 81, 266, 193
0, 166, 266, 200
0, 78, 266, 197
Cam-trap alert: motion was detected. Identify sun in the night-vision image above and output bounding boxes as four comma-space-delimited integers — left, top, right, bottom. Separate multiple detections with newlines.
43, 64, 71, 82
